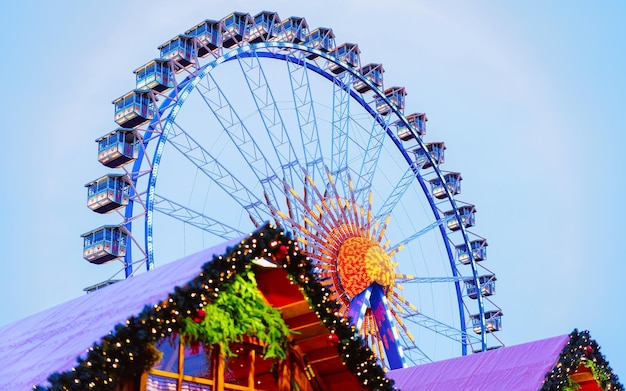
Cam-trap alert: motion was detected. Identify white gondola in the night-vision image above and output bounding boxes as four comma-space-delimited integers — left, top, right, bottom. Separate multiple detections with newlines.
304, 27, 335, 59
96, 129, 139, 168
186, 19, 222, 57
329, 43, 360, 74
414, 142, 445, 169
81, 225, 129, 265
134, 59, 173, 92
158, 35, 195, 71
353, 63, 384, 93
445, 205, 476, 231
456, 239, 488, 265
274, 16, 308, 43
221, 12, 252, 48
429, 172, 462, 199
464, 275, 497, 299
396, 113, 427, 141
112, 90, 154, 128
86, 174, 131, 214
471, 310, 502, 334
376, 86, 406, 115
248, 11, 280, 43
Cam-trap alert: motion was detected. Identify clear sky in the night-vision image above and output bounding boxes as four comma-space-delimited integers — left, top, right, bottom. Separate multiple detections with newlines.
1, 0, 625, 380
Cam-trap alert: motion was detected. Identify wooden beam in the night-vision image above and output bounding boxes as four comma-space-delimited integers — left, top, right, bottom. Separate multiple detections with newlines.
278, 299, 311, 319
284, 312, 323, 330
248, 348, 255, 390
177, 338, 184, 390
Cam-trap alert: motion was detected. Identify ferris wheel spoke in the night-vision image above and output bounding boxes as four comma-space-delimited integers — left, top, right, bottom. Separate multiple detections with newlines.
399, 276, 465, 284
165, 121, 272, 225
196, 73, 284, 208
401, 311, 482, 346
330, 73, 353, 194
374, 163, 421, 221
284, 50, 326, 187
400, 343, 432, 365
237, 52, 302, 174
394, 322, 433, 364
236, 52, 305, 220
390, 215, 453, 252
353, 112, 395, 205
153, 194, 246, 240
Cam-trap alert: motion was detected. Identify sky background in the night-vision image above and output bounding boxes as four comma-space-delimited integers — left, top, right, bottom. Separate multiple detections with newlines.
1, 0, 625, 380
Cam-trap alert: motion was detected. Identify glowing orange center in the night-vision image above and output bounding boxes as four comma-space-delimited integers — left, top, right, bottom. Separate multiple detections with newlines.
337, 237, 394, 298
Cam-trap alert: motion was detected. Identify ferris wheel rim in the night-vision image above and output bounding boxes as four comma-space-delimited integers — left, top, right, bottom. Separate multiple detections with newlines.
144, 42, 482, 353
88, 15, 500, 363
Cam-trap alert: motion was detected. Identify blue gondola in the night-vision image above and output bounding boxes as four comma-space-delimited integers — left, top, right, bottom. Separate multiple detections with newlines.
112, 90, 154, 128
464, 275, 497, 299
376, 86, 406, 115
304, 28, 335, 59
444, 204, 476, 231
134, 59, 173, 92
158, 35, 195, 71
456, 239, 488, 265
96, 129, 139, 168
221, 12, 252, 48
397, 113, 427, 141
354, 63, 384, 93
185, 19, 222, 57
429, 172, 462, 199
470, 310, 502, 334
81, 225, 129, 265
248, 11, 280, 43
274, 16, 309, 44
86, 174, 131, 214
329, 43, 360, 74
414, 141, 445, 169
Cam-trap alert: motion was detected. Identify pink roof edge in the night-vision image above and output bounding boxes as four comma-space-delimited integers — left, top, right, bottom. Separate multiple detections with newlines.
0, 233, 571, 391
0, 238, 238, 390
387, 334, 570, 391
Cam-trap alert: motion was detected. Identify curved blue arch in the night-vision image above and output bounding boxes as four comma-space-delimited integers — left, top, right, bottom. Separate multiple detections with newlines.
125, 40, 486, 353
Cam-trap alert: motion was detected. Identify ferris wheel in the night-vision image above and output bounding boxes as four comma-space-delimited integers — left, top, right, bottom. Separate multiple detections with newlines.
81, 11, 503, 368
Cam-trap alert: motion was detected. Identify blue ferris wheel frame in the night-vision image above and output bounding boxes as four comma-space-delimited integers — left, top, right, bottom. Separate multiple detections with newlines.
113, 40, 490, 357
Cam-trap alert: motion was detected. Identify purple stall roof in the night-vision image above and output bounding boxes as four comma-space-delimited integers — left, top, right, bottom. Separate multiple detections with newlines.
0, 238, 240, 390
387, 334, 570, 391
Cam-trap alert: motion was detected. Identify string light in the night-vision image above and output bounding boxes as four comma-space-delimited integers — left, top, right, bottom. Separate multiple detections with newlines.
34, 223, 397, 391
540, 329, 622, 391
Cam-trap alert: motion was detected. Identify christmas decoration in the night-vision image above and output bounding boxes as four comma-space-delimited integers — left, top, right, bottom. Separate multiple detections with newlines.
191, 308, 206, 323
274, 244, 289, 261
34, 223, 396, 391
540, 329, 622, 391
327, 333, 341, 347
181, 270, 291, 359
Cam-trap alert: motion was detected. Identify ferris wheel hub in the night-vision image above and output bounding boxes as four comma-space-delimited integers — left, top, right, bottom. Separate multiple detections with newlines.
337, 236, 395, 298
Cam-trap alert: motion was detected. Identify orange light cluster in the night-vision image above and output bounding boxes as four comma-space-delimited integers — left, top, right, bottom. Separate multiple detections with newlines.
338, 237, 394, 298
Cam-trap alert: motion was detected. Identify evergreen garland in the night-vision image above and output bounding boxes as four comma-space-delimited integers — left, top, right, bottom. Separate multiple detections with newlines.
180, 270, 292, 360
540, 329, 622, 391
34, 223, 396, 391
